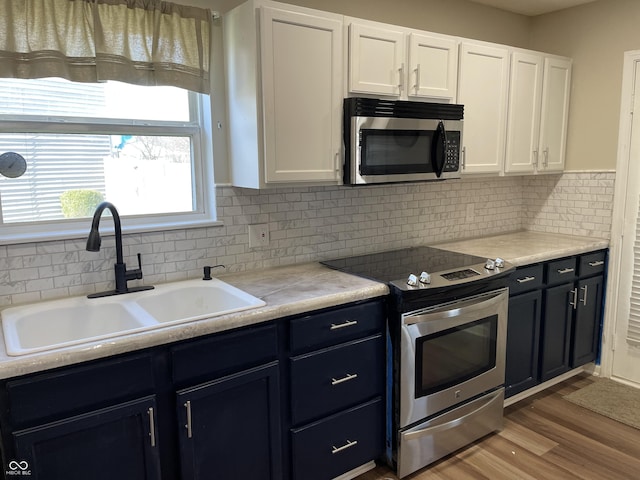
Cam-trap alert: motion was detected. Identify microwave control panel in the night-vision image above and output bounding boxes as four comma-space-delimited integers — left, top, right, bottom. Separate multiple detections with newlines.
443, 132, 461, 172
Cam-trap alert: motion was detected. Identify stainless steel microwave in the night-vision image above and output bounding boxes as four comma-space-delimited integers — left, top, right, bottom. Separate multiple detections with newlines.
343, 98, 464, 185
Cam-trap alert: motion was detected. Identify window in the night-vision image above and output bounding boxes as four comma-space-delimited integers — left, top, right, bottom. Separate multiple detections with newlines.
0, 77, 216, 244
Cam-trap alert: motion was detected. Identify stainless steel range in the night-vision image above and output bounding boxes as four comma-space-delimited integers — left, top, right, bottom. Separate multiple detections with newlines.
322, 246, 513, 478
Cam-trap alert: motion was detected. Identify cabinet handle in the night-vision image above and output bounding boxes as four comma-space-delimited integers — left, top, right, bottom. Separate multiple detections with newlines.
334, 152, 340, 174
533, 149, 539, 169
569, 287, 578, 310
543, 147, 549, 167
557, 267, 575, 275
398, 63, 405, 92
580, 285, 588, 306
148, 407, 157, 447
332, 439, 358, 454
516, 276, 536, 284
331, 373, 358, 386
330, 319, 358, 330
589, 260, 605, 267
185, 400, 193, 439
414, 64, 421, 94
461, 146, 466, 170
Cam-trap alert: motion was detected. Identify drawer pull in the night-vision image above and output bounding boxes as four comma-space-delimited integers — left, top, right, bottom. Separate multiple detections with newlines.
332, 439, 358, 454
580, 285, 588, 306
148, 407, 157, 447
185, 400, 193, 439
331, 373, 358, 386
516, 276, 536, 284
330, 320, 358, 330
569, 287, 578, 309
588, 260, 605, 267
557, 267, 575, 275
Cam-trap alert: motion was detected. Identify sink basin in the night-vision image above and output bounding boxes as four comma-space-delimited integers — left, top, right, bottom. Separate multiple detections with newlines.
1, 297, 157, 356
1, 278, 266, 356
132, 279, 266, 324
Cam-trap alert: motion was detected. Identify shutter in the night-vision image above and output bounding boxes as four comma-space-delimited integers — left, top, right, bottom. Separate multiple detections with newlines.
628, 194, 640, 345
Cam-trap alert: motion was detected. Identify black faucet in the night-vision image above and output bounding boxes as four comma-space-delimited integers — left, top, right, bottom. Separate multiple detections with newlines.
86, 201, 154, 298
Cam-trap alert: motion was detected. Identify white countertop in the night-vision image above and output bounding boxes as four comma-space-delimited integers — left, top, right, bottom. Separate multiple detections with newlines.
433, 231, 609, 267
0, 263, 388, 379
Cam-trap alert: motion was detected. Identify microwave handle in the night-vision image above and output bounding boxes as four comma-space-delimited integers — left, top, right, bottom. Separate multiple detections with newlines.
431, 120, 447, 178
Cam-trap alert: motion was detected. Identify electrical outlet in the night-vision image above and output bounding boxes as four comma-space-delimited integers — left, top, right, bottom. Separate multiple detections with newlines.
248, 224, 270, 248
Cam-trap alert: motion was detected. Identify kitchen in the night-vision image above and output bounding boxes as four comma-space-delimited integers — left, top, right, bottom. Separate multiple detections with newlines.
0, 0, 638, 479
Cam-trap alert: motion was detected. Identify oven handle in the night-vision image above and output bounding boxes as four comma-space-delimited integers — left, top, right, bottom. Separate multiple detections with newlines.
403, 389, 502, 441
403, 288, 507, 326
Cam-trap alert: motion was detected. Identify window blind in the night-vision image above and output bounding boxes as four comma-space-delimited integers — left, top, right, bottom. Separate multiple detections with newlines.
628, 194, 640, 345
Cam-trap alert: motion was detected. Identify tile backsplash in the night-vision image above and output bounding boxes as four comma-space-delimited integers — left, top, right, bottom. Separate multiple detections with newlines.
0, 171, 614, 307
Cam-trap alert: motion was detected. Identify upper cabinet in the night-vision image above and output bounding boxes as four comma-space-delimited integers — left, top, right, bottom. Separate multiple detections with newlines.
347, 18, 458, 102
224, 0, 343, 188
457, 41, 510, 175
505, 53, 572, 174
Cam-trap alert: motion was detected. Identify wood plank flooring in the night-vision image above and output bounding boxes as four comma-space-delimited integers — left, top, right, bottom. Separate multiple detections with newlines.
356, 374, 640, 480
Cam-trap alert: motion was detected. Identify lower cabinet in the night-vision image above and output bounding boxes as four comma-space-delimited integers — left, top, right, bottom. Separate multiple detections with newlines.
505, 250, 607, 399
176, 363, 282, 480
13, 396, 161, 480
0, 299, 385, 480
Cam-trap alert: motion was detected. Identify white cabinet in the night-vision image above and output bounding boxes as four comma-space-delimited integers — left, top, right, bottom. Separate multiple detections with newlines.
347, 19, 458, 102
539, 57, 572, 172
505, 53, 571, 174
224, 1, 343, 188
457, 41, 510, 174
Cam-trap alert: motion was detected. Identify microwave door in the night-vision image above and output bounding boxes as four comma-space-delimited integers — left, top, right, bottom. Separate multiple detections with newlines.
431, 121, 447, 178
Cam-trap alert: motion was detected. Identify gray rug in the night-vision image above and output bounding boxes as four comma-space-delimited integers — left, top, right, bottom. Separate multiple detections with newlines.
564, 378, 640, 429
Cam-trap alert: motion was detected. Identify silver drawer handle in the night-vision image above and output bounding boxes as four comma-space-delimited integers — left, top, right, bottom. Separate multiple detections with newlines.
332, 439, 358, 454
516, 276, 535, 284
185, 400, 193, 439
330, 320, 358, 330
148, 407, 157, 447
588, 260, 604, 267
580, 285, 588, 306
331, 373, 358, 386
569, 287, 578, 309
557, 267, 575, 274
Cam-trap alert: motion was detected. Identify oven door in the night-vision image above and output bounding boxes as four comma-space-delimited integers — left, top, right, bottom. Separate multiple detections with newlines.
350, 116, 462, 184
399, 288, 507, 428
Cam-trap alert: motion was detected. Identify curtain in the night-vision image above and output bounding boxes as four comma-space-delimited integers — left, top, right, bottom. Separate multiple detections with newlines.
0, 0, 211, 94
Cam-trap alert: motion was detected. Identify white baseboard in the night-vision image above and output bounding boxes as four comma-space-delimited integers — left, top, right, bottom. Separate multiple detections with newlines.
503, 365, 589, 407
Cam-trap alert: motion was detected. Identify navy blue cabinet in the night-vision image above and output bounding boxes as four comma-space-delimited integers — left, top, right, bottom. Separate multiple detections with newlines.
505, 250, 606, 398
13, 396, 161, 480
0, 298, 386, 480
176, 363, 282, 480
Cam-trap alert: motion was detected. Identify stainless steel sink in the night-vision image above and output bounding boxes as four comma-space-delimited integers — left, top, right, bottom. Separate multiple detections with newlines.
1, 278, 265, 356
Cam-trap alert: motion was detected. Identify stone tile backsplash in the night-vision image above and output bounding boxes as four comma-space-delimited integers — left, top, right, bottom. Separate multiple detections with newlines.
0, 171, 615, 306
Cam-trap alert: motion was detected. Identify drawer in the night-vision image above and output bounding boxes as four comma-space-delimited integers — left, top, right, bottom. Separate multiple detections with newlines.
546, 257, 577, 285
578, 250, 607, 277
291, 398, 383, 480
171, 323, 277, 385
290, 335, 384, 425
289, 301, 384, 354
6, 352, 155, 427
509, 264, 544, 295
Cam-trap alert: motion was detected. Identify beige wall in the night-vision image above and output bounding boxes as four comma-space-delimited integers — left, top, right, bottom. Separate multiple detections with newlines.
531, 0, 640, 171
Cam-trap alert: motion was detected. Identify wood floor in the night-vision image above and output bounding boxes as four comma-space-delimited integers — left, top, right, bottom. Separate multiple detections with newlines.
357, 374, 640, 480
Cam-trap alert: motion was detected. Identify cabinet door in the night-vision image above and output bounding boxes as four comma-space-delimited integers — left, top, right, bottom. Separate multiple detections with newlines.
348, 23, 406, 96
176, 362, 282, 480
260, 7, 342, 183
539, 57, 571, 172
505, 290, 542, 398
13, 396, 161, 480
505, 52, 544, 174
458, 42, 510, 174
571, 275, 604, 367
540, 283, 574, 381
408, 32, 457, 101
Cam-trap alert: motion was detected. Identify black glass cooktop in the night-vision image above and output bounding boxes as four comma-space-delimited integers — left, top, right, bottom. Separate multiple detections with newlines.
321, 246, 486, 284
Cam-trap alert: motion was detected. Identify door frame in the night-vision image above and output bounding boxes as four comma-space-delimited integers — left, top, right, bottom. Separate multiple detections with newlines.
600, 50, 640, 384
